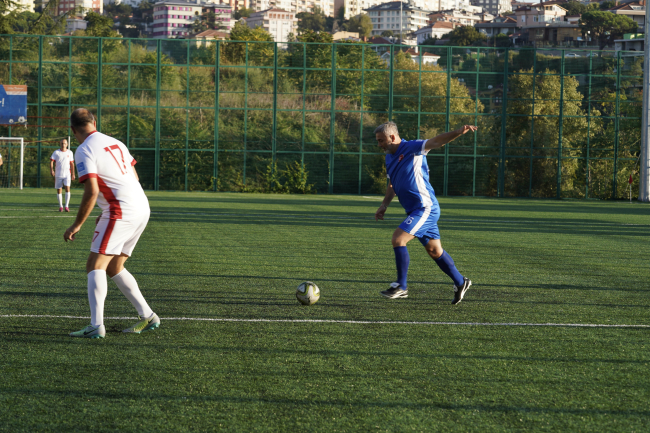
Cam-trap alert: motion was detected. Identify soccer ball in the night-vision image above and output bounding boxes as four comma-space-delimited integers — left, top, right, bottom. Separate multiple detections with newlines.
296, 281, 320, 305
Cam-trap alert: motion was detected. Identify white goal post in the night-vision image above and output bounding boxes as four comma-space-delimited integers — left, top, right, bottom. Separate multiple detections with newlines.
0, 137, 24, 190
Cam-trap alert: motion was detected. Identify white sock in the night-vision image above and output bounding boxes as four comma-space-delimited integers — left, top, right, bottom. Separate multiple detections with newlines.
88, 270, 108, 327
57, 193, 63, 207
111, 269, 153, 318
65, 192, 70, 207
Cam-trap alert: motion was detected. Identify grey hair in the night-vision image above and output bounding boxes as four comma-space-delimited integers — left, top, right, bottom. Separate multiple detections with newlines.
374, 121, 399, 137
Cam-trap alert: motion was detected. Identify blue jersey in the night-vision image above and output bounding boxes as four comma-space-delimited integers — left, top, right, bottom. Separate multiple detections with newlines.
386, 139, 439, 214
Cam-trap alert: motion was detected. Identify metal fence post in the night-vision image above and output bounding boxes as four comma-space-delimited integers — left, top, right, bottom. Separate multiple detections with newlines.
358, 45, 366, 194
444, 46, 452, 196
243, 42, 249, 184
97, 38, 103, 131
184, 40, 190, 192
612, 50, 622, 199
585, 51, 593, 198
328, 43, 337, 194
272, 42, 278, 170
37, 35, 43, 188
155, 39, 162, 191
126, 40, 131, 147
214, 41, 220, 192
529, 50, 537, 198
556, 50, 566, 199
388, 44, 394, 122
498, 47, 509, 198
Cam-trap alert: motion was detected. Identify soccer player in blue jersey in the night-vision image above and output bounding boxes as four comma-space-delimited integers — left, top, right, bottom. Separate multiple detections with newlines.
374, 121, 477, 304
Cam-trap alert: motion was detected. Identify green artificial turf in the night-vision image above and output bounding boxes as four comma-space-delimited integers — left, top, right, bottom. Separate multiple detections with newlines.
1, 190, 649, 432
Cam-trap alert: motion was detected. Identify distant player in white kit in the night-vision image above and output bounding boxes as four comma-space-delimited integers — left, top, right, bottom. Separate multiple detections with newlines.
64, 108, 159, 339
50, 139, 75, 212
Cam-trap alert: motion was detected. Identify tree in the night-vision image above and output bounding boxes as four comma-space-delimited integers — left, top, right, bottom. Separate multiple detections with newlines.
420, 34, 438, 45
233, 7, 253, 20
0, 0, 68, 35
83, 11, 119, 37
497, 68, 597, 197
296, 7, 327, 33
445, 25, 487, 46
562, 0, 588, 16
599, 0, 616, 10
224, 21, 274, 64
192, 11, 227, 34
381, 30, 394, 37
348, 13, 372, 38
579, 11, 637, 50
492, 32, 512, 47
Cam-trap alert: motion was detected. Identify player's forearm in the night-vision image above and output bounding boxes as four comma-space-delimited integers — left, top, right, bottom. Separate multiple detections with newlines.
425, 128, 466, 150
381, 185, 396, 207
73, 188, 98, 228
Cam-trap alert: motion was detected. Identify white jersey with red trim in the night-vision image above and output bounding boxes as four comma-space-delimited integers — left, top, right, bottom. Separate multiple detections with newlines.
75, 131, 149, 220
51, 149, 74, 178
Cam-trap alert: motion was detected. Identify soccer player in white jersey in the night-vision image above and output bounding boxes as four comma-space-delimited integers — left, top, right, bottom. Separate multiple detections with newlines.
50, 139, 76, 212
374, 121, 477, 304
64, 108, 159, 339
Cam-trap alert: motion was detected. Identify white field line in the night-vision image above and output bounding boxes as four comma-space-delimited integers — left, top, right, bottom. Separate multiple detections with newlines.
0, 314, 648, 328
0, 210, 646, 227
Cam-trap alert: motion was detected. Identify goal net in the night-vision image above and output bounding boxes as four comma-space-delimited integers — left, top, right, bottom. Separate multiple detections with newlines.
0, 137, 24, 189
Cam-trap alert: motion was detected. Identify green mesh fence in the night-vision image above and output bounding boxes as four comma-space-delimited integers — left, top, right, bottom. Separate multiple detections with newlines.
0, 35, 643, 198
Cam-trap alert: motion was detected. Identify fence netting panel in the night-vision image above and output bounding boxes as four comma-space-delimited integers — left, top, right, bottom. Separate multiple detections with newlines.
0, 35, 642, 198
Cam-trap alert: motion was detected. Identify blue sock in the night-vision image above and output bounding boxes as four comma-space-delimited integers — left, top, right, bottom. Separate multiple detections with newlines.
434, 250, 464, 287
393, 246, 409, 289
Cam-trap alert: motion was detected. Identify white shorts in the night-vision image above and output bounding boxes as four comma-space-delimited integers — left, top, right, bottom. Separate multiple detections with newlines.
91, 210, 150, 256
55, 176, 71, 189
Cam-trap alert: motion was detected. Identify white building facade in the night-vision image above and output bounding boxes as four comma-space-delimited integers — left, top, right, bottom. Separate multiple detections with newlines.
246, 8, 298, 42
470, 0, 510, 16
249, 0, 334, 16
152, 0, 232, 39
365, 1, 430, 36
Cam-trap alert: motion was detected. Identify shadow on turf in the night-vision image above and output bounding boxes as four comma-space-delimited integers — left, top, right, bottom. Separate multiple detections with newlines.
147, 211, 650, 237
3, 382, 649, 417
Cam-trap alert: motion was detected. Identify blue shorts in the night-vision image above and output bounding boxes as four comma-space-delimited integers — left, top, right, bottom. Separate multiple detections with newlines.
399, 207, 441, 246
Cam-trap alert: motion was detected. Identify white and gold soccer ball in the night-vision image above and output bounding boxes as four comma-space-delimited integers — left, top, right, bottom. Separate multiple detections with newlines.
296, 281, 320, 305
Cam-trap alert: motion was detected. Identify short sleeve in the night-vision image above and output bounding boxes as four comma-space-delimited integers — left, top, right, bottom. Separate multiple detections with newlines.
75, 147, 97, 183
122, 145, 136, 166
68, 150, 74, 162
50, 151, 56, 161
399, 139, 428, 156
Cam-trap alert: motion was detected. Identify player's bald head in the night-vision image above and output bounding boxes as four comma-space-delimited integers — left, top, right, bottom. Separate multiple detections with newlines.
70, 108, 96, 129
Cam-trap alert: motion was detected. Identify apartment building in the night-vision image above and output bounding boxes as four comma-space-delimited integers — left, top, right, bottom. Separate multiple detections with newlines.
365, 1, 430, 36
470, 0, 510, 16
429, 8, 491, 25
514, 1, 580, 43
249, 0, 334, 16
246, 7, 298, 42
152, 0, 232, 39
37, 0, 102, 16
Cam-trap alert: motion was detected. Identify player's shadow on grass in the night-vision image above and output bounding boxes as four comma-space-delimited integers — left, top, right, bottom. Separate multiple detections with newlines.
0, 290, 86, 299
147, 211, 650, 236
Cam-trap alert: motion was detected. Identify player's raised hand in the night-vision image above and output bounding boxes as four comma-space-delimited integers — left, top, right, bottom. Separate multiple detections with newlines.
375, 204, 387, 221
64, 224, 80, 242
458, 125, 478, 135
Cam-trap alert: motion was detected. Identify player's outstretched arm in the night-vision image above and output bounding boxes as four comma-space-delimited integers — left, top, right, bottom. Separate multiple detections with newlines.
424, 125, 478, 151
64, 178, 99, 242
376, 184, 396, 221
